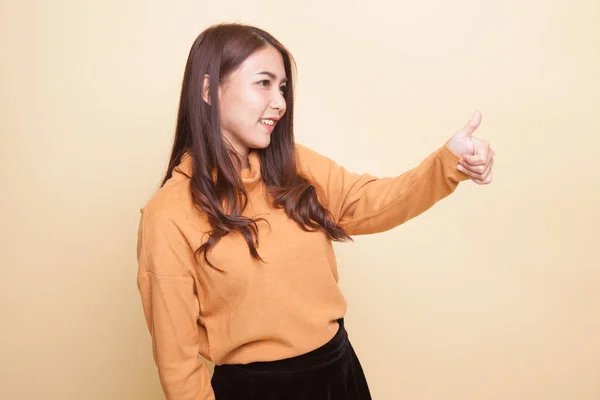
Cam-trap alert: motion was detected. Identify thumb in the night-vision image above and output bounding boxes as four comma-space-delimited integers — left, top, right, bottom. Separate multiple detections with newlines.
455, 110, 482, 138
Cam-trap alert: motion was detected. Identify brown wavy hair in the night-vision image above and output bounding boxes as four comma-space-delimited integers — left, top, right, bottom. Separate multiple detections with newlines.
162, 23, 351, 268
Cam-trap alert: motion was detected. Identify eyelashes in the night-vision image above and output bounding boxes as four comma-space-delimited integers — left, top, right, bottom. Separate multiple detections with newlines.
258, 80, 288, 94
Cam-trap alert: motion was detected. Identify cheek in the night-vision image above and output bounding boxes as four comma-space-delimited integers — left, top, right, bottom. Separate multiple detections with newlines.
220, 86, 270, 130
246, 90, 270, 116
221, 93, 250, 125
232, 90, 260, 119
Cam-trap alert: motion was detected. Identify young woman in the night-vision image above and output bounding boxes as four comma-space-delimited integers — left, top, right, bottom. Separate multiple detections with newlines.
136, 23, 494, 400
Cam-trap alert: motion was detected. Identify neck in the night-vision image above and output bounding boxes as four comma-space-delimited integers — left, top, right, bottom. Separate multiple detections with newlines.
222, 136, 249, 169
241, 154, 250, 169
235, 151, 250, 169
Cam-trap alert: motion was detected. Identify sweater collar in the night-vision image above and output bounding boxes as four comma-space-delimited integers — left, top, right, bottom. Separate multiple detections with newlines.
174, 151, 262, 188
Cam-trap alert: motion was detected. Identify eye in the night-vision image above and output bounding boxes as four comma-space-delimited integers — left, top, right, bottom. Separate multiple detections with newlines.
257, 79, 271, 87
280, 85, 288, 95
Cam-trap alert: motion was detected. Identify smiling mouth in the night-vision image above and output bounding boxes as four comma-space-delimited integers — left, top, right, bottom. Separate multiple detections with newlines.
259, 118, 277, 127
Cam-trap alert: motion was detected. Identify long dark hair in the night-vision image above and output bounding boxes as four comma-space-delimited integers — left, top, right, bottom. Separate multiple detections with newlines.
162, 23, 351, 268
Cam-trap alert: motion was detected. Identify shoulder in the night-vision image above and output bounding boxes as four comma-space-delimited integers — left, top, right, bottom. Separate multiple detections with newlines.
294, 142, 327, 161
137, 173, 208, 276
138, 167, 209, 250
294, 143, 338, 177
141, 176, 191, 226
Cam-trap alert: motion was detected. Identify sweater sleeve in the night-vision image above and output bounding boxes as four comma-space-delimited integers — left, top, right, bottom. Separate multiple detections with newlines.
295, 142, 470, 235
136, 208, 215, 400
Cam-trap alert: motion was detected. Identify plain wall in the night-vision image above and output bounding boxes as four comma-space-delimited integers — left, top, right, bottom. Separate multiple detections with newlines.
1, 0, 599, 399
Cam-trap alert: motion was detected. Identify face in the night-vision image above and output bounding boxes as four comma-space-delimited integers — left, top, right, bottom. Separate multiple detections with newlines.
214, 45, 288, 165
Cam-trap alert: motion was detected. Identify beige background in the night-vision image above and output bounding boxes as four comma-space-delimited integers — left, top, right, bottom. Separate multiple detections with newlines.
2, 0, 599, 399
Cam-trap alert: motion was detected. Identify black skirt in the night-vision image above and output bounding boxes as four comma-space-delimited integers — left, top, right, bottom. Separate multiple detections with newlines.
211, 319, 372, 399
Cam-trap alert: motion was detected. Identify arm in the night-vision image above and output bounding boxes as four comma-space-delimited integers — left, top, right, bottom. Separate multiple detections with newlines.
137, 209, 215, 400
296, 142, 469, 235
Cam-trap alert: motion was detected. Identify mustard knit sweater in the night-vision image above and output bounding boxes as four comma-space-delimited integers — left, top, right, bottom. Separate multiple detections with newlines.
137, 143, 468, 399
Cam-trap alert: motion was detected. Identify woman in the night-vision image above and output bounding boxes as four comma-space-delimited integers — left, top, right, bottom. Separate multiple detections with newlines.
136, 23, 494, 400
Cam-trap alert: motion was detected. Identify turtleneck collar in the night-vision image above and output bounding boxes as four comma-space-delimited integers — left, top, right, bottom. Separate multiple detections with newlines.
173, 150, 262, 190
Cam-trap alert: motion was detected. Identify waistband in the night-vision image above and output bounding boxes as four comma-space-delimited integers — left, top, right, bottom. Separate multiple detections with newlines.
216, 318, 348, 374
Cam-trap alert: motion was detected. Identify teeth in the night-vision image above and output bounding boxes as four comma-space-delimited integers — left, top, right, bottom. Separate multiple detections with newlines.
260, 119, 275, 126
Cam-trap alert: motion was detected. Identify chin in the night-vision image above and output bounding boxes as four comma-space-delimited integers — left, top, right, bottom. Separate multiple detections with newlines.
249, 137, 272, 150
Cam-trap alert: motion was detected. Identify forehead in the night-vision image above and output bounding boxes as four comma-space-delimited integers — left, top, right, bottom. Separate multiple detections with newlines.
235, 46, 286, 79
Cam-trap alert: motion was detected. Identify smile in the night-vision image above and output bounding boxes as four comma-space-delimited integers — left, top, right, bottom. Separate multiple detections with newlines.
259, 119, 276, 126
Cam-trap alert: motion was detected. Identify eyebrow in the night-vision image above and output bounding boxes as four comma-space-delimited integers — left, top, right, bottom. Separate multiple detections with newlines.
256, 71, 288, 84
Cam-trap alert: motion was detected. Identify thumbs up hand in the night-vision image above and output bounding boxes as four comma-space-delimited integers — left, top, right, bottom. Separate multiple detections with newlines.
447, 111, 495, 185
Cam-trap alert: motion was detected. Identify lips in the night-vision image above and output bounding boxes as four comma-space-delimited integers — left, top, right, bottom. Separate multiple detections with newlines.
259, 118, 278, 127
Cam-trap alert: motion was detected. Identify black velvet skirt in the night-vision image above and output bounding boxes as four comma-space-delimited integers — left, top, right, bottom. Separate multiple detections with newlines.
211, 319, 372, 399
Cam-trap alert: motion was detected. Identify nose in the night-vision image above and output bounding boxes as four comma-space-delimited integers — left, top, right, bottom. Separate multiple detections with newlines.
270, 90, 286, 115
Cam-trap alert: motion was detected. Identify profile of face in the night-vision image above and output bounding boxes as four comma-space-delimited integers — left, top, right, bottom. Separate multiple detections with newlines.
205, 45, 288, 164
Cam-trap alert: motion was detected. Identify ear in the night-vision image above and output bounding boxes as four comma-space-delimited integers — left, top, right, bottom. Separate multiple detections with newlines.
202, 74, 211, 105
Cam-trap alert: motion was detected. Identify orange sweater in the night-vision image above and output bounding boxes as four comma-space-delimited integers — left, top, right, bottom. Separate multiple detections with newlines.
137, 143, 468, 400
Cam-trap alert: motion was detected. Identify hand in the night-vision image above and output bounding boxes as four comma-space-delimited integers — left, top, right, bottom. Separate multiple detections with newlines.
447, 111, 495, 185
